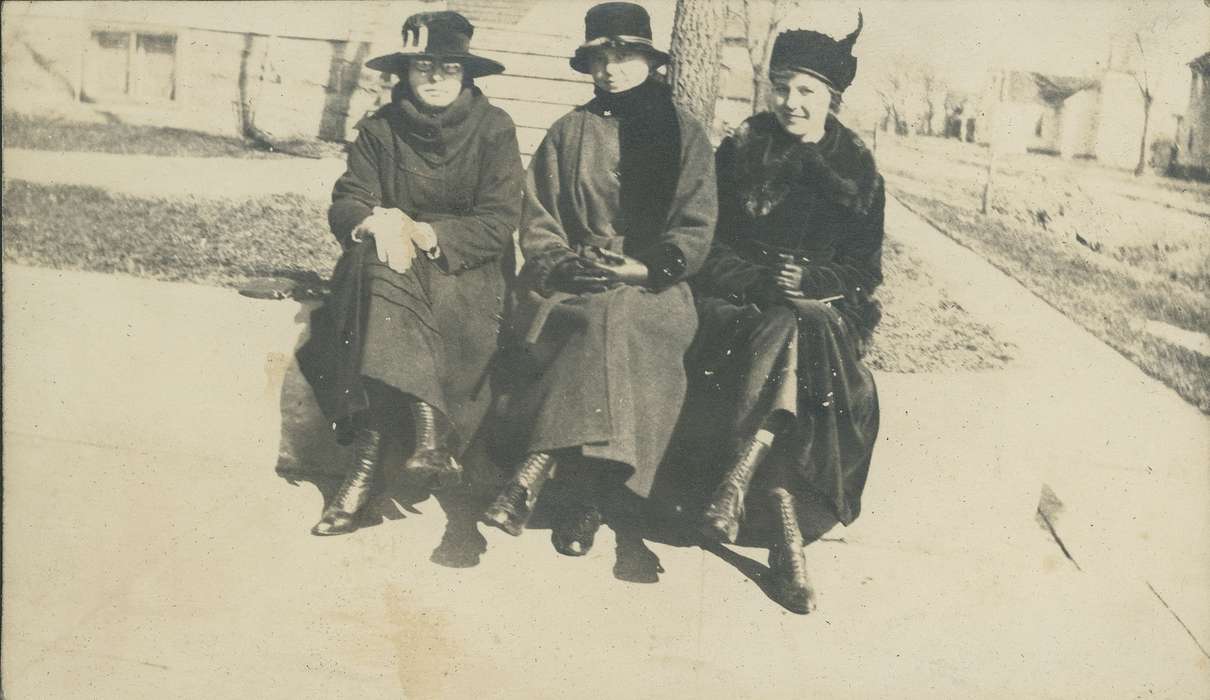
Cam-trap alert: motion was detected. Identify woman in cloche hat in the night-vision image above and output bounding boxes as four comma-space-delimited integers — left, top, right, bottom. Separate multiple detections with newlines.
298, 11, 522, 565
688, 13, 885, 614
481, 2, 717, 583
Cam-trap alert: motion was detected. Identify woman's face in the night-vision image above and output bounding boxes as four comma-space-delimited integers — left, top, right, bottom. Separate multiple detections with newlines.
769, 70, 833, 143
588, 46, 653, 93
407, 58, 465, 109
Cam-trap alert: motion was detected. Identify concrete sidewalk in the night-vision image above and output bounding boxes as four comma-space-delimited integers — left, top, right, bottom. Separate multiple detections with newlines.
4, 143, 1209, 696
4, 186, 1208, 697
2, 148, 345, 200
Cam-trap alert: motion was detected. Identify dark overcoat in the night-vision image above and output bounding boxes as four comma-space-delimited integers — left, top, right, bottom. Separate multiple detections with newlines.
298, 87, 523, 456
501, 94, 717, 498
685, 112, 883, 537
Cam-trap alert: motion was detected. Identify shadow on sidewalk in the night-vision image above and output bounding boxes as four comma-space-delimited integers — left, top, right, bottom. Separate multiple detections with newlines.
270, 302, 499, 568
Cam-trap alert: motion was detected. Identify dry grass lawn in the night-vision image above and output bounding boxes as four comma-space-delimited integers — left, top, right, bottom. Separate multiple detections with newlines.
877, 136, 1210, 412
1, 180, 1013, 375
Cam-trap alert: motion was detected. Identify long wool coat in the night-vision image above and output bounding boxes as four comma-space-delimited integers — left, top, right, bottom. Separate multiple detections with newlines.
686, 112, 883, 537
500, 92, 717, 498
298, 87, 523, 455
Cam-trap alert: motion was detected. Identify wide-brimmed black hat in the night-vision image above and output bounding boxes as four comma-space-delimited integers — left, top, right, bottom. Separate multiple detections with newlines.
569, 2, 670, 74
366, 11, 504, 79
769, 12, 863, 92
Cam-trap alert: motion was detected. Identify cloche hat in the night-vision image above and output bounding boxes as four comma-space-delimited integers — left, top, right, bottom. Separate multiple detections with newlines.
569, 2, 670, 75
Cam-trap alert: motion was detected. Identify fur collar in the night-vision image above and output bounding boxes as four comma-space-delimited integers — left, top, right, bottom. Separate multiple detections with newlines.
730, 113, 878, 219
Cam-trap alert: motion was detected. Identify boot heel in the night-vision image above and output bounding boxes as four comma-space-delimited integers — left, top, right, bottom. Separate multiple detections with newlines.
312, 427, 382, 536
767, 487, 816, 614
699, 432, 772, 544
404, 401, 463, 489
481, 453, 556, 535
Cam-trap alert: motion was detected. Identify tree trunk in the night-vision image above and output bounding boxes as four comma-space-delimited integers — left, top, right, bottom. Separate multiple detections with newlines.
669, 0, 725, 129
237, 34, 273, 145
1134, 95, 1152, 176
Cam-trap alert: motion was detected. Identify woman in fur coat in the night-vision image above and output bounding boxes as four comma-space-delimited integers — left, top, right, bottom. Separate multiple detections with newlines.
689, 15, 883, 613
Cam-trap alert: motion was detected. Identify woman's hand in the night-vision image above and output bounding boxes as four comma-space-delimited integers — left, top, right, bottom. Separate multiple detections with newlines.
774, 254, 806, 300
548, 256, 617, 294
353, 207, 416, 274
590, 248, 649, 286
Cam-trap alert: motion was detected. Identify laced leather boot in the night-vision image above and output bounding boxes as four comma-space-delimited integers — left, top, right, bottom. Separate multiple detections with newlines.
481, 452, 556, 536
403, 400, 462, 490
700, 431, 773, 543
312, 427, 382, 536
767, 487, 816, 614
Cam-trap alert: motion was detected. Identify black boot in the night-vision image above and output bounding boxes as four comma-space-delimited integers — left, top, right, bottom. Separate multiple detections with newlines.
312, 427, 382, 536
481, 452, 555, 536
700, 433, 773, 543
403, 400, 462, 490
767, 487, 816, 614
551, 496, 603, 557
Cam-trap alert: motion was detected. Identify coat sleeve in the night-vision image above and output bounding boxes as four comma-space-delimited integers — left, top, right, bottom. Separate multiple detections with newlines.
328, 124, 383, 246
518, 121, 578, 294
799, 172, 885, 302
423, 112, 524, 274
691, 136, 770, 304
632, 111, 717, 286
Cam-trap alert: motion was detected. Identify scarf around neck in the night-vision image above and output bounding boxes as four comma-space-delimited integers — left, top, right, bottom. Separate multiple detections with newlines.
592, 79, 682, 245
386, 84, 485, 166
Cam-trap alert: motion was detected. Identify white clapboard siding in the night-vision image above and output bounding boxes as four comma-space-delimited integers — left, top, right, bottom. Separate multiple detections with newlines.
476, 48, 591, 85
473, 25, 579, 59
490, 97, 575, 130
479, 73, 593, 109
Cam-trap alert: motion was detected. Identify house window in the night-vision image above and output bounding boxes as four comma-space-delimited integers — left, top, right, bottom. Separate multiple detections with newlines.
84, 30, 177, 102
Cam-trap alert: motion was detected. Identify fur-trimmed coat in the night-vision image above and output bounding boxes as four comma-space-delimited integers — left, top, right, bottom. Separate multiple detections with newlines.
693, 112, 885, 342
670, 112, 884, 533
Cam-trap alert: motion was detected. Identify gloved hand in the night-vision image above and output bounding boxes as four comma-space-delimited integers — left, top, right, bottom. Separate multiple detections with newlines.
587, 248, 649, 286
547, 256, 618, 295
352, 206, 416, 274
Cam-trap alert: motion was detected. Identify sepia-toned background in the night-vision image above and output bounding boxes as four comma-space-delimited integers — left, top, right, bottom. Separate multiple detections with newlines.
3, 1, 1209, 698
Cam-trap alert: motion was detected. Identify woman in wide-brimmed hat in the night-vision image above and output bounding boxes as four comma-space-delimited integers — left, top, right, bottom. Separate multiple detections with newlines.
481, 2, 717, 583
687, 14, 883, 613
297, 11, 522, 564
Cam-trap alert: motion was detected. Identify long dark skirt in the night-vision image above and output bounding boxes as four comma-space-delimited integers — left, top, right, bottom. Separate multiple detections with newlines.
677, 297, 879, 544
297, 241, 509, 458
499, 282, 699, 498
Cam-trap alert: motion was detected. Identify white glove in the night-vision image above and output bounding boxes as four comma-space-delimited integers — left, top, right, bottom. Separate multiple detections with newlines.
352, 207, 414, 274
411, 222, 440, 258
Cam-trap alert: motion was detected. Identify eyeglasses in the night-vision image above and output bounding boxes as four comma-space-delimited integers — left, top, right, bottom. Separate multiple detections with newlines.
411, 59, 464, 78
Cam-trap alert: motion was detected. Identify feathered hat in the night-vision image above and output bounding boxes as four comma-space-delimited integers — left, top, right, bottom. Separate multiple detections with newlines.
366, 11, 505, 79
769, 12, 864, 92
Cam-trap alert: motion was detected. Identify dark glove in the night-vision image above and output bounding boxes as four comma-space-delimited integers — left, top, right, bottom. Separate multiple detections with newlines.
641, 244, 687, 290
745, 274, 785, 310
547, 256, 618, 295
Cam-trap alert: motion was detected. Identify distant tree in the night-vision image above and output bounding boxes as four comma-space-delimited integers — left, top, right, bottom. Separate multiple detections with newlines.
1131, 32, 1155, 177
737, 0, 798, 110
874, 67, 910, 136
918, 62, 941, 136
670, 0, 726, 127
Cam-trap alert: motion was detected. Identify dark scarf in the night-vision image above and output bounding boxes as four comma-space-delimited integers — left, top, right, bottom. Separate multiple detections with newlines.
593, 79, 682, 245
734, 112, 877, 220
385, 82, 485, 167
